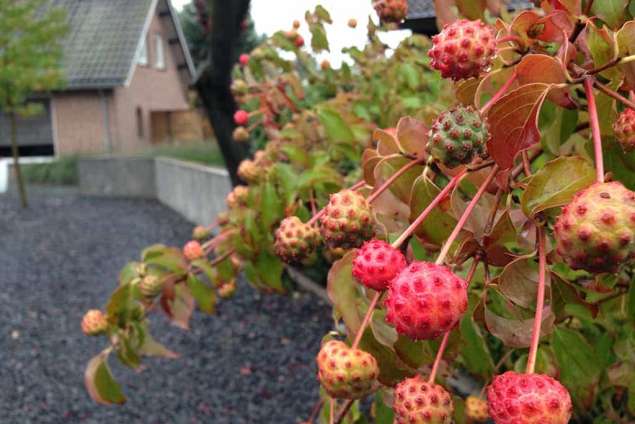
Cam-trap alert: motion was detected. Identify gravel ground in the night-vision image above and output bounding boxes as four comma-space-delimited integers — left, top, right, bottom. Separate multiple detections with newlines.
0, 188, 332, 424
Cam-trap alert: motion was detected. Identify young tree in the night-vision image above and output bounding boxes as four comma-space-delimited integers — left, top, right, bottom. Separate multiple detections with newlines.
0, 0, 67, 207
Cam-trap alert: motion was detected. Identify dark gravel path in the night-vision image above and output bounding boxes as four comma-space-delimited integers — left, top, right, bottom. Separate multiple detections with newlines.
0, 188, 331, 424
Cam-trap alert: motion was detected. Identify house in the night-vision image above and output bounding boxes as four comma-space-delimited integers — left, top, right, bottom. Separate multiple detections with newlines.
0, 0, 207, 158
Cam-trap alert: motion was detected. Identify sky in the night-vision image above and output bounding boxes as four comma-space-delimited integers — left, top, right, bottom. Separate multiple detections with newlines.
171, 0, 411, 66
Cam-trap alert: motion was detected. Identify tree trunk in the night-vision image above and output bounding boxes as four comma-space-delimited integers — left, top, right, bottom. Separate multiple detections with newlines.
10, 111, 28, 208
195, 0, 251, 186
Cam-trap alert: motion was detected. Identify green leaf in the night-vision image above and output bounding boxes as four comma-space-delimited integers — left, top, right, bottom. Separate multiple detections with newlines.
604, 138, 635, 190
374, 156, 424, 204
309, 24, 329, 52
186, 274, 216, 314
260, 181, 283, 230
84, 350, 126, 405
456, 0, 486, 19
408, 175, 456, 246
327, 252, 362, 334
459, 310, 494, 378
142, 245, 187, 275
119, 261, 143, 286
138, 326, 179, 359
552, 327, 602, 407
317, 107, 355, 143
253, 251, 285, 293
521, 156, 595, 217
190, 258, 220, 288
591, 0, 627, 29
106, 282, 137, 326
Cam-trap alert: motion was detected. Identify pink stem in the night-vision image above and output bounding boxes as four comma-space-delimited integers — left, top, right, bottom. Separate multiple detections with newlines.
480, 71, 518, 115
329, 398, 335, 424
435, 166, 499, 266
427, 259, 479, 384
391, 170, 467, 249
584, 77, 605, 183
351, 291, 382, 349
367, 157, 426, 204
521, 151, 532, 177
526, 226, 547, 374
428, 331, 451, 384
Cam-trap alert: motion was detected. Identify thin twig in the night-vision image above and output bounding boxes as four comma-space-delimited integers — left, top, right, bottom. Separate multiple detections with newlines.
367, 157, 426, 204
435, 166, 499, 265
333, 399, 354, 424
351, 291, 382, 349
427, 259, 480, 384
526, 226, 547, 374
584, 77, 605, 183
593, 79, 635, 110
391, 170, 467, 249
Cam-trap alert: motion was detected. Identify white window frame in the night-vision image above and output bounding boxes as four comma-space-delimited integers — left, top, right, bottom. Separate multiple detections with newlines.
137, 37, 148, 66
154, 34, 165, 70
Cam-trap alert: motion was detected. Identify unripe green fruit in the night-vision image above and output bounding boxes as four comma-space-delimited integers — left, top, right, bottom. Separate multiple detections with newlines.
139, 275, 164, 299
427, 105, 488, 168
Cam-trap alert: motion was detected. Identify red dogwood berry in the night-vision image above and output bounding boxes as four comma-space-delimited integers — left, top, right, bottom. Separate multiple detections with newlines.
385, 261, 468, 340
352, 239, 406, 290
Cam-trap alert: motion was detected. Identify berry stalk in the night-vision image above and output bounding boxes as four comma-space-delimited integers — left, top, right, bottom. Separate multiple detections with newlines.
435, 165, 499, 265
526, 225, 547, 374
584, 77, 605, 183
366, 157, 427, 204
351, 291, 382, 349
427, 258, 479, 383
391, 169, 467, 249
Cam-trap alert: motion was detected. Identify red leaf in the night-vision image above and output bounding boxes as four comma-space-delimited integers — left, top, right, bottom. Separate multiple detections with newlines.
486, 83, 551, 170
516, 54, 574, 108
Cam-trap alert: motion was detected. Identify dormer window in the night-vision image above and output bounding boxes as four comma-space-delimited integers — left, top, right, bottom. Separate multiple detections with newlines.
154, 34, 165, 70
137, 36, 148, 66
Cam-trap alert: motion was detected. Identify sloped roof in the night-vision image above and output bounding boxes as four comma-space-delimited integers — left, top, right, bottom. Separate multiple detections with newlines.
47, 0, 194, 90
407, 0, 534, 19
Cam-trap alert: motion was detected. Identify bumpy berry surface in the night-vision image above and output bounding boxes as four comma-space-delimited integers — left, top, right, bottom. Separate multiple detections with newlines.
316, 340, 378, 399
226, 185, 249, 209
237, 159, 260, 183
239, 53, 249, 66
487, 371, 572, 424
81, 310, 108, 336
233, 109, 249, 126
319, 189, 374, 249
465, 395, 489, 422
613, 108, 635, 152
139, 275, 163, 299
554, 181, 635, 273
352, 239, 407, 290
427, 105, 488, 168
385, 261, 468, 340
183, 240, 205, 261
429, 19, 496, 81
393, 375, 454, 424
274, 216, 320, 263
232, 126, 250, 142
218, 280, 236, 299
192, 225, 211, 241
373, 0, 408, 23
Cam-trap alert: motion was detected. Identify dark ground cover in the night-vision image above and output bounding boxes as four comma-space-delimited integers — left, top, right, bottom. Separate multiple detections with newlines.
0, 187, 331, 423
